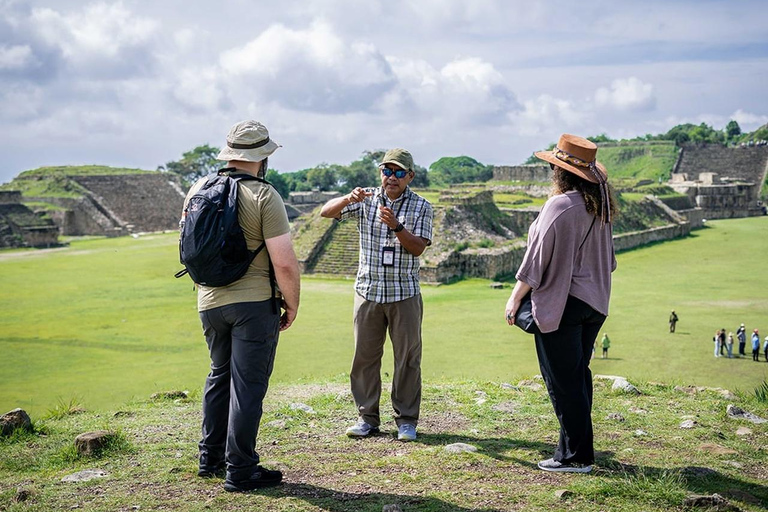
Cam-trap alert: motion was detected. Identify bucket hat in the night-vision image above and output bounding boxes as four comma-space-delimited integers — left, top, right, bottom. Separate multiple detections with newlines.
534, 134, 607, 184
216, 120, 280, 163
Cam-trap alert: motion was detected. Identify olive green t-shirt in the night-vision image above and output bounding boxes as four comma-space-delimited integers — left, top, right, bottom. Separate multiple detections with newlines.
182, 175, 291, 312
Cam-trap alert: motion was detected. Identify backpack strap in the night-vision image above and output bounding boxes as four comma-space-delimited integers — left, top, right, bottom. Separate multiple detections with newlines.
221, 169, 279, 313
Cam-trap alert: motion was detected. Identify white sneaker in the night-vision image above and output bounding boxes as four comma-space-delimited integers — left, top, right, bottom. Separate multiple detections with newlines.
537, 458, 592, 473
346, 420, 379, 437
397, 423, 417, 441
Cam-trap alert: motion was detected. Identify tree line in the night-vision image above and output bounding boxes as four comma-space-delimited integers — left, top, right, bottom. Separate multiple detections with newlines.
158, 147, 492, 198
160, 120, 765, 197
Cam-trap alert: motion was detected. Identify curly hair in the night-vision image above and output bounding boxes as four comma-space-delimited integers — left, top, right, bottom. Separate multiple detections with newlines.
551, 166, 618, 221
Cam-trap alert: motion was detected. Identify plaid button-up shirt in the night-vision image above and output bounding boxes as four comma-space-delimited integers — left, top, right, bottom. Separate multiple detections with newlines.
339, 186, 433, 304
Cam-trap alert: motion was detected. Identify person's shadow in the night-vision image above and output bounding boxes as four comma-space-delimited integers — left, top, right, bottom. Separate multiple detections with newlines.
267, 483, 506, 512
253, 442, 768, 511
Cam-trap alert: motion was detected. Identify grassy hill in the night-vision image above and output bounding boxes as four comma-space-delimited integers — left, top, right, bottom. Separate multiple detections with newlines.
0, 165, 161, 199
595, 142, 679, 183
0, 379, 766, 511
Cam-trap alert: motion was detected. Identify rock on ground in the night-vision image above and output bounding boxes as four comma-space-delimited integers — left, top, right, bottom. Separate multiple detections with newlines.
74, 431, 115, 456
61, 469, 108, 483
444, 443, 478, 454
0, 409, 32, 436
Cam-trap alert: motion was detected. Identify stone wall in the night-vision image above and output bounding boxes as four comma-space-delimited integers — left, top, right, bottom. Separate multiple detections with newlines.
71, 174, 185, 233
670, 144, 768, 219
492, 165, 551, 182
613, 222, 691, 252
289, 191, 341, 205
420, 242, 528, 284
0, 203, 59, 247
674, 144, 768, 186
0, 191, 22, 204
439, 189, 494, 205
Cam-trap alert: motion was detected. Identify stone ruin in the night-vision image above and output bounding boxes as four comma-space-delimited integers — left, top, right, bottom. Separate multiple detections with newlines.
670, 144, 768, 219
492, 164, 550, 182
0, 191, 59, 248
7, 172, 187, 238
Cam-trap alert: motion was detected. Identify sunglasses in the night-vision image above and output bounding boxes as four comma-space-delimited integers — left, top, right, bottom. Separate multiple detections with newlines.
381, 167, 409, 179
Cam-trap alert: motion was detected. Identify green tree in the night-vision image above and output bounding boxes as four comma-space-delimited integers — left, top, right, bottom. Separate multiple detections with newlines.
429, 156, 492, 185
338, 151, 381, 189
265, 169, 290, 199
587, 133, 615, 143
306, 165, 338, 191
726, 120, 742, 141
159, 144, 220, 186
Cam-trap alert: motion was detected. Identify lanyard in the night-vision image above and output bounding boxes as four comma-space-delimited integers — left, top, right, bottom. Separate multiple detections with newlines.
377, 188, 408, 241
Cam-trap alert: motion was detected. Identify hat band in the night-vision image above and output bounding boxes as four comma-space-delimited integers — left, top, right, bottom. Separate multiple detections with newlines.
554, 147, 595, 170
553, 146, 611, 225
228, 137, 270, 150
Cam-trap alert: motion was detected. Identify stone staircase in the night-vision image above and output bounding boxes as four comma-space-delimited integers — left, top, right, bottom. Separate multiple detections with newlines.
676, 145, 768, 185
310, 221, 359, 277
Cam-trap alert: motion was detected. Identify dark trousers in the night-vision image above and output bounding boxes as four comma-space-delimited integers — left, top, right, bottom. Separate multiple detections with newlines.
739, 341, 745, 356
199, 300, 280, 481
754, 349, 760, 361
534, 295, 606, 465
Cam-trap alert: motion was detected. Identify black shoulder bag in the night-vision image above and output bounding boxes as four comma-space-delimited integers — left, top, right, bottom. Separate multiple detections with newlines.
514, 216, 596, 334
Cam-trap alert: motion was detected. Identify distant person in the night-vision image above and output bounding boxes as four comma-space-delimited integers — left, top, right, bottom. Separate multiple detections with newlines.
764, 336, 768, 362
185, 120, 301, 492
736, 323, 747, 356
669, 310, 678, 333
752, 329, 761, 361
718, 328, 726, 357
726, 332, 734, 358
713, 329, 722, 358
320, 148, 433, 442
505, 134, 618, 473
601, 333, 611, 359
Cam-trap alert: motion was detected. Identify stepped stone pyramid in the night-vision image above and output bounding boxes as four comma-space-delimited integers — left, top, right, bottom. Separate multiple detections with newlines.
310, 221, 359, 277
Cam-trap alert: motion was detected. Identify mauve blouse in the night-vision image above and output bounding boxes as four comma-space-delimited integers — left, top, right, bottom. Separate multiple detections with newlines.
515, 191, 617, 333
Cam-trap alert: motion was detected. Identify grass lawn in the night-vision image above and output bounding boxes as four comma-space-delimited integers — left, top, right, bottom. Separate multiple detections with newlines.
1, 218, 767, 418
1, 379, 766, 511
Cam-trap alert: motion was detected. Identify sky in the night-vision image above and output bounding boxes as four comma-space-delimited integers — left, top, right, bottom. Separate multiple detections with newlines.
1, 0, 767, 184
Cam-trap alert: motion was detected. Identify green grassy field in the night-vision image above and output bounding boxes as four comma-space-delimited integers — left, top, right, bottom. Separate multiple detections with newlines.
1, 218, 767, 418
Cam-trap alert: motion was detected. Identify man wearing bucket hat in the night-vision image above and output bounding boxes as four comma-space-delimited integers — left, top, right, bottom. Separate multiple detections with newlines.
505, 134, 618, 473
184, 120, 300, 491
320, 148, 433, 442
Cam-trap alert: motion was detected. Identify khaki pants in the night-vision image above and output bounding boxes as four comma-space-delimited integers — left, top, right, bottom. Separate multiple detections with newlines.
351, 293, 423, 427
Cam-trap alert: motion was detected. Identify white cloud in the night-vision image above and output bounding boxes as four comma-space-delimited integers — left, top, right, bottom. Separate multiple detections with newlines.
171, 67, 230, 113
731, 109, 768, 131
0, 44, 34, 70
508, 94, 585, 136
387, 56, 519, 124
594, 77, 656, 112
219, 21, 395, 113
30, 2, 158, 75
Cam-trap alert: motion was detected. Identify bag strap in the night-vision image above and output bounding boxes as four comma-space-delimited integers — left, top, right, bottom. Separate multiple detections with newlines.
221, 169, 279, 313
578, 216, 597, 252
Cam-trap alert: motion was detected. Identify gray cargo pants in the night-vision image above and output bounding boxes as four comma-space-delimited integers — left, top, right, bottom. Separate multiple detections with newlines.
198, 299, 279, 481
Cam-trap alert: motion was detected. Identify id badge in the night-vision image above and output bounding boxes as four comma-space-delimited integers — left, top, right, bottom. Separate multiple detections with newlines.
382, 246, 395, 267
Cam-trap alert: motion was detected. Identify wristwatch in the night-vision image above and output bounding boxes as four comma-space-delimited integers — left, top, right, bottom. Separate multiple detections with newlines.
393, 222, 404, 233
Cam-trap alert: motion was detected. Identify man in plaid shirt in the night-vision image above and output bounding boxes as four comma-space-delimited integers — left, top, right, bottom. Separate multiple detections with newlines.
320, 148, 433, 441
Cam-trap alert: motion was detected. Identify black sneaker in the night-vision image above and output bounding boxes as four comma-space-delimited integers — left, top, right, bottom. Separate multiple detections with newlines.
224, 466, 283, 492
198, 459, 226, 478
537, 458, 592, 473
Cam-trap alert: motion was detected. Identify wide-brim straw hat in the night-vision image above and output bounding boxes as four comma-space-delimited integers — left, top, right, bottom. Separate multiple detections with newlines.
216, 120, 280, 163
534, 134, 607, 184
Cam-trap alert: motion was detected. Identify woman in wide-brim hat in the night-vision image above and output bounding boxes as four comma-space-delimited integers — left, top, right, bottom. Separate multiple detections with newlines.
505, 133, 618, 473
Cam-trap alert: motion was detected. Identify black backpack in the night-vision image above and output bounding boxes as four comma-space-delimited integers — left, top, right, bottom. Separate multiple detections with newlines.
175, 170, 274, 295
